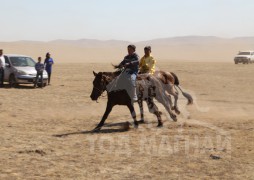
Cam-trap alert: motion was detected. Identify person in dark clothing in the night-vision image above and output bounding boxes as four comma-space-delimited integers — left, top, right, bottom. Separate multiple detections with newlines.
44, 52, 54, 85
115, 44, 139, 101
34, 57, 44, 88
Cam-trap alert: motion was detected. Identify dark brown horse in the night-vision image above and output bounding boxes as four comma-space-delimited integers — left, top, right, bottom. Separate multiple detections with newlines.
90, 71, 140, 131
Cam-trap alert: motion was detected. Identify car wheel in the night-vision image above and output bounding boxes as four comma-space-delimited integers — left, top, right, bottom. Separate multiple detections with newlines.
9, 74, 18, 88
235, 61, 238, 64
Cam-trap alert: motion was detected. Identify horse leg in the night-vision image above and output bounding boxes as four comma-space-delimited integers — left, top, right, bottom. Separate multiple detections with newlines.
164, 85, 173, 108
145, 98, 163, 127
138, 99, 145, 123
169, 88, 180, 115
164, 84, 180, 115
93, 102, 113, 131
127, 103, 139, 128
155, 92, 177, 122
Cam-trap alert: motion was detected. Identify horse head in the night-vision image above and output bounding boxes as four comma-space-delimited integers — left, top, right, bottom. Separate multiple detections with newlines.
90, 71, 110, 101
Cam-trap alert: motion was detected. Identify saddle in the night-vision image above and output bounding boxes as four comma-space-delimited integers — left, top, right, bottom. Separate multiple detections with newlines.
136, 73, 151, 81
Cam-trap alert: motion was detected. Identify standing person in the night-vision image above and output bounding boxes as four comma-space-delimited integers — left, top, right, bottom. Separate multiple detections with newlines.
44, 52, 54, 85
114, 44, 139, 102
34, 57, 44, 88
0, 49, 5, 88
139, 46, 156, 74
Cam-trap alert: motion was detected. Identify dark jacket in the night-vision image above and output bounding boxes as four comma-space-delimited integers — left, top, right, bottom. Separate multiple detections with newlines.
119, 53, 139, 74
35, 62, 44, 73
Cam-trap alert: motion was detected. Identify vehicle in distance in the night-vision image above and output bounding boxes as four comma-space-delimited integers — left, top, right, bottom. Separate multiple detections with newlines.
234, 51, 254, 64
3, 54, 48, 87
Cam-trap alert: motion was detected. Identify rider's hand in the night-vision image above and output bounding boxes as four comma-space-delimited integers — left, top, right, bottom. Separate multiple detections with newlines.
124, 63, 131, 67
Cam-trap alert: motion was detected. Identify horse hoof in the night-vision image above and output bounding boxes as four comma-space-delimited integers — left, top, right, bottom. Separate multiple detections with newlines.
175, 110, 180, 115
170, 114, 177, 122
92, 126, 101, 132
138, 120, 145, 124
157, 123, 163, 127
134, 123, 139, 128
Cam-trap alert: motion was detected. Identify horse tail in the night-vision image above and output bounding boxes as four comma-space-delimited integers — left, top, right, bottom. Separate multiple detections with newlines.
170, 72, 193, 105
175, 85, 193, 105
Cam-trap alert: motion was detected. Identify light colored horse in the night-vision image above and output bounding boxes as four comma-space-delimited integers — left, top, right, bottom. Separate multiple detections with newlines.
136, 74, 178, 124
154, 71, 193, 115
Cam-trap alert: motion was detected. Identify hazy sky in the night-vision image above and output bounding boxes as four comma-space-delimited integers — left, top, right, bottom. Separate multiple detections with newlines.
1, 0, 254, 42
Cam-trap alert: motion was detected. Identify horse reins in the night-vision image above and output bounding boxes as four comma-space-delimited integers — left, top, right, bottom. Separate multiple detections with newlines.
93, 68, 127, 101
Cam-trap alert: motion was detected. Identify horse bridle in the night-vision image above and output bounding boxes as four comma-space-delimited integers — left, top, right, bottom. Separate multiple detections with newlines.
93, 72, 120, 100
93, 86, 104, 95
93, 78, 108, 100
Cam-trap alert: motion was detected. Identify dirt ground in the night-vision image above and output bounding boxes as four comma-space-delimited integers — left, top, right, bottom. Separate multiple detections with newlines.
0, 61, 253, 179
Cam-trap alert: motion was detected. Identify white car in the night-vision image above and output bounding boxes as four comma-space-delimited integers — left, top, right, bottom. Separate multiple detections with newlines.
234, 51, 254, 64
3, 54, 48, 87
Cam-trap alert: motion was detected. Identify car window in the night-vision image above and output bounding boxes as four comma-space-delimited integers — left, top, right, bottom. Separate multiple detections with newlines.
9, 57, 36, 67
238, 52, 250, 55
4, 56, 10, 64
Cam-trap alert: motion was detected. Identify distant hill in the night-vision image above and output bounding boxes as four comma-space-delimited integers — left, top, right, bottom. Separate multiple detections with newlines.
5, 36, 254, 46
138, 36, 227, 45
1, 36, 254, 62
49, 39, 131, 47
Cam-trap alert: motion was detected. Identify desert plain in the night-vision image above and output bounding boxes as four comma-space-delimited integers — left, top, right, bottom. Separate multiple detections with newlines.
0, 38, 254, 179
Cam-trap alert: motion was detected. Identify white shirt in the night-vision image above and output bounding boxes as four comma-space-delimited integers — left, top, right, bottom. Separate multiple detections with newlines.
0, 55, 5, 68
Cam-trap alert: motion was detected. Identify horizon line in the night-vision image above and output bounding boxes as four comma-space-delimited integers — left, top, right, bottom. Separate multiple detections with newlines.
1, 35, 254, 43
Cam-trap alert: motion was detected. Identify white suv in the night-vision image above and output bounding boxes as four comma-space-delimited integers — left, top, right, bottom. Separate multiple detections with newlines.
234, 51, 254, 64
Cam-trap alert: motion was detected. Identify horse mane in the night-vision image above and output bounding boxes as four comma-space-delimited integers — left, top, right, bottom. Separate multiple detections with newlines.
101, 70, 121, 77
96, 69, 122, 84
113, 70, 122, 76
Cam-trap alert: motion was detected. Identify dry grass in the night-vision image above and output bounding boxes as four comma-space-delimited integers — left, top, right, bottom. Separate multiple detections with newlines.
0, 61, 253, 179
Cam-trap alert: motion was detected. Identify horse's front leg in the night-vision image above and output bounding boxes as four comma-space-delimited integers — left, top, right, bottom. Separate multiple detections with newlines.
93, 102, 113, 131
127, 103, 139, 128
